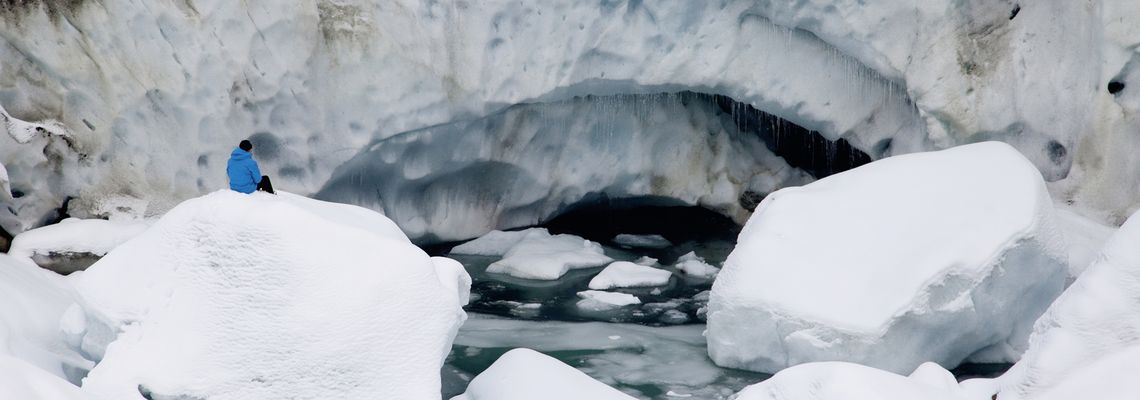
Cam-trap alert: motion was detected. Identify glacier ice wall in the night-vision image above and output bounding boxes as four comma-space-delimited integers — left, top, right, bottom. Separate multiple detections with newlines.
0, 0, 1128, 239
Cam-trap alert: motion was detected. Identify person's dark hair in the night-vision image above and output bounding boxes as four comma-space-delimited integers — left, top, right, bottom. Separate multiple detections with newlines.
239, 140, 253, 152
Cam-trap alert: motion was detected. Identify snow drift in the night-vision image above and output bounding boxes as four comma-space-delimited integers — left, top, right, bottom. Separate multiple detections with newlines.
0, 254, 89, 383
707, 142, 1068, 374
70, 191, 470, 399
995, 209, 1140, 400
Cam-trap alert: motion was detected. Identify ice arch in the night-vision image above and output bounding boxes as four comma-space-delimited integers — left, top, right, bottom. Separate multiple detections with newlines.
0, 0, 1101, 237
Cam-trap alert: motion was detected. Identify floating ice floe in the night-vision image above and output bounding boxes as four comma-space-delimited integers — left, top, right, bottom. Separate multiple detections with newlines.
707, 142, 1069, 374
8, 218, 151, 274
588, 261, 673, 290
451, 348, 635, 400
71, 191, 470, 399
612, 234, 673, 249
577, 290, 642, 312
673, 252, 719, 278
995, 209, 1140, 400
734, 361, 968, 400
460, 228, 613, 280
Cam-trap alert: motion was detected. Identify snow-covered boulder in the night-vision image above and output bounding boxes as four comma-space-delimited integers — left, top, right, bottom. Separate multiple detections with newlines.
455, 228, 613, 280
995, 209, 1140, 400
0, 254, 89, 382
588, 261, 672, 290
451, 348, 635, 400
707, 142, 1068, 374
9, 218, 150, 274
733, 361, 967, 400
71, 191, 469, 399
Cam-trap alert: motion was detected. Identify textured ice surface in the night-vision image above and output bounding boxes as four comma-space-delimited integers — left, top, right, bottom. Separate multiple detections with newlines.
71, 191, 469, 399
995, 209, 1140, 400
733, 362, 967, 400
0, 356, 87, 400
482, 229, 613, 280
6, 0, 1128, 242
0, 254, 89, 383
451, 348, 636, 400
707, 142, 1068, 374
588, 261, 673, 290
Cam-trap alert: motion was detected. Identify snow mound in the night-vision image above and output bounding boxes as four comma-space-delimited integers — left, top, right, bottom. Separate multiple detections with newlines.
0, 254, 88, 381
734, 361, 967, 400
673, 252, 719, 278
588, 261, 673, 290
996, 209, 1140, 400
577, 290, 642, 312
480, 229, 613, 280
71, 191, 469, 399
1028, 346, 1140, 400
0, 356, 87, 400
450, 348, 635, 400
707, 142, 1068, 374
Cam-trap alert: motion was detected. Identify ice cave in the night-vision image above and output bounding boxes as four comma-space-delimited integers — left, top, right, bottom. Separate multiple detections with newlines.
1, 0, 1139, 399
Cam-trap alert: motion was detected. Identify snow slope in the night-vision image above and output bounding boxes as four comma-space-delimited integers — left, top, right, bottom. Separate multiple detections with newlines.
0, 356, 88, 400
995, 209, 1140, 400
71, 191, 469, 399
707, 142, 1068, 374
3, 0, 1127, 242
0, 254, 89, 382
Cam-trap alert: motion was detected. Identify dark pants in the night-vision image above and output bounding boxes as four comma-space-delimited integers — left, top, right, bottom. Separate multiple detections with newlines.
257, 175, 275, 194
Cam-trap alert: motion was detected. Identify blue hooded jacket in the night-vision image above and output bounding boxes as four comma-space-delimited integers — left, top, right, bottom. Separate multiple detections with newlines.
226, 148, 262, 194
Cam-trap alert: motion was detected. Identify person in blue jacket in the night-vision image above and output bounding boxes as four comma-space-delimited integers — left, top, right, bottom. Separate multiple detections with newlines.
226, 140, 274, 194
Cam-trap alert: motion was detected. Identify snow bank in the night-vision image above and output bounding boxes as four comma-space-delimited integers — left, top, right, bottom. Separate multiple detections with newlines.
480, 229, 613, 280
1028, 346, 1140, 400
576, 290, 642, 312
673, 252, 719, 278
0, 356, 87, 400
733, 361, 967, 400
707, 142, 1068, 374
8, 218, 150, 273
588, 261, 673, 290
0, 254, 88, 381
451, 348, 635, 400
71, 191, 469, 399
996, 209, 1140, 400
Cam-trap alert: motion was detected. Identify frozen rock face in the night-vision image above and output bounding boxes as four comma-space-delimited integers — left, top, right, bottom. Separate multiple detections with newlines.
70, 191, 469, 399
733, 361, 968, 400
3, 0, 1124, 241
995, 209, 1140, 400
0, 254, 90, 383
451, 348, 636, 400
707, 142, 1068, 375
